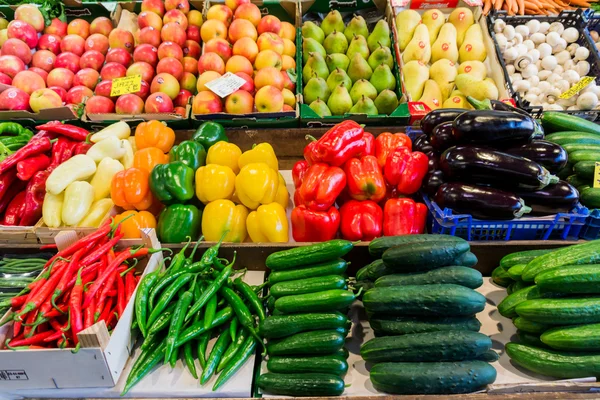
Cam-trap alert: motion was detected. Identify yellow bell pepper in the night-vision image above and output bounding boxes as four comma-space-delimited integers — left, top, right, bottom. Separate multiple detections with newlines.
62, 181, 95, 226
202, 199, 248, 242
275, 172, 289, 209
120, 139, 134, 169
238, 143, 279, 171
46, 154, 97, 195
206, 142, 242, 174
89, 157, 124, 201
247, 202, 288, 243
235, 163, 278, 210
113, 210, 157, 238
42, 192, 63, 228
78, 198, 114, 227
195, 164, 236, 204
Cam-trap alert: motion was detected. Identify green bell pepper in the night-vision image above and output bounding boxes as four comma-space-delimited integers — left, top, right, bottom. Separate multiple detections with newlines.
157, 204, 202, 243
192, 122, 228, 150
149, 161, 195, 204
169, 140, 206, 172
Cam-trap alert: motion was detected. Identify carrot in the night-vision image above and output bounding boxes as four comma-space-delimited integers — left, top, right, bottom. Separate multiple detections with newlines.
494, 0, 504, 10
518, 0, 525, 14
483, 0, 493, 14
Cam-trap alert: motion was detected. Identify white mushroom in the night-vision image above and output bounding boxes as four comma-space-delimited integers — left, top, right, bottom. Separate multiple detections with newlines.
567, 43, 580, 56
577, 92, 599, 110
512, 73, 523, 82
503, 25, 516, 40
514, 33, 524, 45
538, 70, 552, 80
526, 20, 541, 34
546, 104, 564, 110
555, 79, 570, 92
539, 22, 550, 34
538, 81, 552, 92
494, 19, 507, 34
590, 30, 600, 42
564, 70, 581, 84
496, 33, 508, 50
523, 39, 535, 51
576, 61, 590, 77
531, 32, 546, 44
552, 38, 567, 53
562, 27, 579, 43
563, 59, 576, 72
529, 48, 541, 63
575, 47, 590, 61
567, 105, 579, 110
546, 73, 562, 84
528, 75, 540, 86
555, 50, 571, 65
506, 64, 516, 75
521, 63, 538, 78
537, 43, 552, 58
553, 65, 564, 75
541, 55, 558, 70
524, 93, 539, 104
530, 87, 542, 96
504, 47, 519, 61
549, 22, 565, 34
515, 43, 528, 57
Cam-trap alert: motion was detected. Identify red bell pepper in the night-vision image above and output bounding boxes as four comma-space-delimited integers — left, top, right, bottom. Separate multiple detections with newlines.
20, 170, 49, 226
16, 154, 51, 181
3, 190, 26, 226
48, 137, 75, 171
412, 202, 427, 234
73, 142, 92, 156
304, 121, 365, 167
291, 205, 340, 242
383, 198, 416, 236
375, 132, 412, 168
292, 160, 309, 188
360, 132, 375, 157
0, 178, 26, 215
339, 200, 383, 241
295, 163, 346, 211
345, 155, 386, 202
384, 147, 429, 195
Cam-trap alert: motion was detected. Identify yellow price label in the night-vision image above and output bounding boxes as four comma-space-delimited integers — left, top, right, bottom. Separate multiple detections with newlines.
594, 162, 600, 189
110, 74, 142, 97
559, 76, 595, 100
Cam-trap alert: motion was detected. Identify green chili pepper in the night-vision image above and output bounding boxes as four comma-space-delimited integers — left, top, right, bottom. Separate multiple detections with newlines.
183, 341, 198, 379
185, 265, 233, 322
212, 336, 257, 391
165, 289, 194, 365
220, 286, 265, 354
176, 306, 233, 347
147, 273, 193, 328
148, 269, 190, 309
234, 278, 266, 321
229, 317, 238, 342
200, 328, 231, 384
122, 341, 166, 395
169, 237, 192, 274
204, 293, 217, 329
196, 332, 210, 369
170, 344, 179, 368
134, 270, 160, 337
146, 303, 176, 337
0, 122, 29, 136
218, 328, 248, 372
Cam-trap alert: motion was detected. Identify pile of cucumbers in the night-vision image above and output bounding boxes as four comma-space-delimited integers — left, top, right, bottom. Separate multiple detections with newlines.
494, 239, 600, 378
257, 240, 357, 397
358, 235, 497, 395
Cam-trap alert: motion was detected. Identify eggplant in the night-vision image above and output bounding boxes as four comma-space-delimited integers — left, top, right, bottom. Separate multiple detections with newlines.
423, 169, 445, 195
505, 140, 568, 173
434, 183, 532, 220
420, 109, 465, 136
440, 146, 559, 191
468, 96, 531, 117
428, 157, 439, 173
452, 110, 537, 146
413, 134, 435, 156
430, 121, 457, 152
516, 181, 579, 216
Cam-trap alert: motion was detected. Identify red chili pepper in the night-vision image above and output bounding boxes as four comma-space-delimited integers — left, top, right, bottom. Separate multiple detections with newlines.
339, 200, 383, 241
2, 190, 26, 226
48, 137, 74, 171
383, 198, 417, 236
106, 310, 118, 330
80, 234, 123, 266
97, 298, 114, 323
43, 330, 65, 343
291, 160, 310, 189
125, 271, 135, 304
0, 170, 17, 203
6, 330, 55, 347
412, 202, 428, 234
39, 244, 57, 250
22, 309, 39, 338
291, 205, 340, 242
70, 268, 84, 345
98, 268, 119, 308
344, 155, 386, 202
396, 151, 428, 195
16, 154, 51, 181
65, 260, 102, 295
15, 260, 68, 319
295, 163, 346, 211
35, 122, 89, 142
308, 121, 365, 167
0, 136, 52, 177
7, 294, 27, 308
47, 223, 111, 266
375, 132, 412, 168
84, 295, 96, 329
51, 249, 85, 311
73, 142, 92, 156
117, 274, 126, 317
0, 179, 26, 215
42, 303, 68, 319
20, 170, 49, 226
360, 132, 375, 157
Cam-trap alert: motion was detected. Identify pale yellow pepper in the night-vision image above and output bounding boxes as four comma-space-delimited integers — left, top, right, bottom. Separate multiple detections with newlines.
238, 143, 279, 171
89, 157, 124, 201
235, 163, 278, 210
78, 198, 114, 227
195, 164, 236, 204
275, 172, 289, 210
62, 181, 94, 226
46, 154, 96, 195
90, 121, 131, 143
42, 192, 63, 228
120, 139, 134, 169
247, 202, 288, 243
202, 199, 249, 242
206, 142, 242, 174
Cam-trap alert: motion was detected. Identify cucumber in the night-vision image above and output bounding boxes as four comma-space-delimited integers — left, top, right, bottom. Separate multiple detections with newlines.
375, 266, 483, 289
561, 143, 600, 154
512, 280, 533, 292
368, 234, 466, 258
361, 330, 491, 362
545, 131, 600, 145
267, 355, 348, 376
506, 282, 515, 295
364, 259, 395, 280
370, 361, 497, 395
267, 259, 347, 285
499, 249, 554, 269
566, 174, 589, 188
542, 111, 600, 135
274, 289, 356, 313
454, 251, 478, 267
492, 266, 513, 287
498, 285, 542, 318
265, 240, 353, 270
266, 295, 275, 312
266, 330, 345, 356
514, 318, 548, 336
355, 280, 374, 293
506, 342, 600, 378
516, 298, 600, 325
370, 315, 481, 335
477, 350, 500, 362
517, 330, 546, 348
536, 264, 600, 294
541, 323, 600, 351
574, 161, 595, 179
382, 241, 470, 272
333, 347, 349, 359
258, 313, 350, 339
257, 373, 344, 396
556, 165, 573, 180
363, 284, 486, 317
507, 264, 526, 281
581, 187, 600, 208
270, 275, 347, 298
522, 240, 600, 281
355, 265, 369, 281
567, 150, 600, 164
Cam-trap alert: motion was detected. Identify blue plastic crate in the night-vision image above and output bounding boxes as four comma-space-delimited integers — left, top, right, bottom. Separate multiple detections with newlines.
580, 209, 600, 240
423, 194, 589, 241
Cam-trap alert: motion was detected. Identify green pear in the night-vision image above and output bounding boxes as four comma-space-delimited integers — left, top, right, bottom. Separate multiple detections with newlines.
327, 83, 353, 115
344, 15, 369, 42
347, 53, 373, 83
350, 79, 377, 104
370, 64, 396, 93
326, 53, 350, 72
323, 30, 348, 54
304, 74, 331, 104
302, 21, 325, 44
327, 68, 352, 92
302, 52, 329, 84
302, 38, 326, 63
321, 10, 344, 36
374, 89, 399, 114
309, 98, 332, 117
346, 34, 370, 60
367, 20, 391, 53
368, 45, 394, 71
350, 95, 379, 115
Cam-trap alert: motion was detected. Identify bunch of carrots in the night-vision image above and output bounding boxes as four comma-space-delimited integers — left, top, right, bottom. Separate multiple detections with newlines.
1, 219, 161, 350
482, 0, 594, 16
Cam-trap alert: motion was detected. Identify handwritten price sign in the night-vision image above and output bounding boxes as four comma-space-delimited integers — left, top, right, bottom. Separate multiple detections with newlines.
110, 75, 142, 97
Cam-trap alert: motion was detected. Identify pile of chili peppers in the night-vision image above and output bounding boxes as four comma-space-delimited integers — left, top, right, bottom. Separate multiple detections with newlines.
2, 219, 155, 350
291, 121, 429, 242
126, 238, 265, 394
0, 121, 91, 227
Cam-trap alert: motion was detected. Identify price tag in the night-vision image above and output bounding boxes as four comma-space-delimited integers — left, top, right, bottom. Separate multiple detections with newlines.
110, 75, 142, 97
206, 72, 247, 98
594, 162, 600, 189
559, 76, 595, 100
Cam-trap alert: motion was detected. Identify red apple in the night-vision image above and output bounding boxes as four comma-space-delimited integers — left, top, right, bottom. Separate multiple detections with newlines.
49, 86, 67, 102
150, 73, 180, 99
174, 106, 186, 116
106, 48, 132, 67
174, 89, 192, 107
135, 80, 151, 100
165, 0, 190, 13
47, 68, 75, 91
60, 34, 85, 56
80, 50, 105, 71
127, 61, 155, 84
55, 52, 81, 73
0, 55, 25, 79
30, 88, 63, 112
94, 80, 116, 100
157, 41, 183, 61
186, 26, 200, 42
7, 20, 37, 48
235, 72, 255, 94
281, 70, 295, 91
192, 91, 222, 114
101, 62, 127, 81
66, 85, 93, 104
156, 57, 184, 80
198, 52, 225, 74
234, 3, 261, 27
15, 4, 45, 33
12, 70, 46, 95
134, 44, 159, 67
44, 18, 67, 38
90, 17, 113, 36
145, 92, 174, 113
28, 67, 48, 82
225, 89, 254, 114
188, 10, 203, 27
204, 38, 231, 62
37, 34, 61, 54
85, 33, 109, 55
225, 0, 250, 12
183, 57, 198, 74
228, 18, 257, 43
137, 27, 162, 48
0, 72, 11, 85
206, 5, 233, 27
108, 29, 135, 53
74, 68, 100, 90
115, 93, 145, 114
85, 95, 115, 114
163, 9, 188, 30
138, 11, 163, 31
1, 38, 31, 65
0, 87, 29, 110
161, 22, 186, 48
257, 15, 281, 35
183, 40, 201, 59
67, 19, 90, 39
179, 72, 196, 92
142, 0, 165, 17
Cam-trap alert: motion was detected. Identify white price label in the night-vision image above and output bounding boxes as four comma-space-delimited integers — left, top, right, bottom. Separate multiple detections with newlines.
206, 72, 247, 98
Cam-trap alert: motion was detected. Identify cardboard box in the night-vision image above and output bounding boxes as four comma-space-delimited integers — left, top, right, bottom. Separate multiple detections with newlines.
34, 207, 118, 244
0, 225, 38, 244
0, 228, 163, 390
0, 1, 110, 22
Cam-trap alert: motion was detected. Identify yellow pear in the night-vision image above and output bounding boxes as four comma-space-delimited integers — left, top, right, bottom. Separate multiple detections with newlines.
396, 10, 422, 52
422, 9, 445, 44
431, 23, 458, 63
455, 73, 498, 100
458, 60, 487, 79
402, 24, 431, 64
448, 7, 474, 46
430, 59, 457, 101
443, 91, 473, 109
459, 24, 486, 63
418, 79, 442, 110
403, 60, 429, 100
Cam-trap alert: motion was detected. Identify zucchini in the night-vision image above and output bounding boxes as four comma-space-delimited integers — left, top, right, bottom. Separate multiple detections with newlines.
522, 240, 600, 281
267, 355, 348, 376
545, 131, 600, 145
556, 165, 573, 180
374, 266, 483, 289
581, 187, 600, 208
454, 251, 478, 267
477, 350, 500, 362
536, 264, 600, 294
506, 342, 600, 378
363, 284, 486, 317
574, 161, 595, 179
370, 361, 497, 395
258, 373, 344, 396
266, 330, 345, 356
499, 249, 554, 269
361, 330, 491, 362
516, 298, 600, 325
274, 289, 356, 313
265, 240, 353, 270
492, 266, 513, 287
270, 275, 346, 298
258, 312, 350, 339
567, 150, 600, 164
514, 317, 551, 334
370, 315, 480, 335
507, 264, 526, 281
498, 285, 542, 318
562, 143, 600, 154
517, 330, 546, 348
541, 323, 600, 351
382, 241, 470, 272
267, 259, 347, 285
541, 111, 600, 135
566, 174, 590, 188
368, 234, 466, 258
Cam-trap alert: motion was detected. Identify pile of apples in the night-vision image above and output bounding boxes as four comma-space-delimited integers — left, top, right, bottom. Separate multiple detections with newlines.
192, 0, 297, 115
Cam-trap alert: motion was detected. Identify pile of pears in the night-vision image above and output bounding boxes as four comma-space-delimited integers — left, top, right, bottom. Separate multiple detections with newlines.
302, 11, 399, 117
397, 7, 498, 110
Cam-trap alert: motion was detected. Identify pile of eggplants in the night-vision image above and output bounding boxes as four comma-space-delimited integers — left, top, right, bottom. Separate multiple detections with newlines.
418, 106, 577, 220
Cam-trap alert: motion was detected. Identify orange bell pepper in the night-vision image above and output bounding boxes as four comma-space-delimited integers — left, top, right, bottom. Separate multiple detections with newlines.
133, 147, 169, 173
135, 121, 176, 153
111, 167, 154, 210
113, 210, 157, 238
